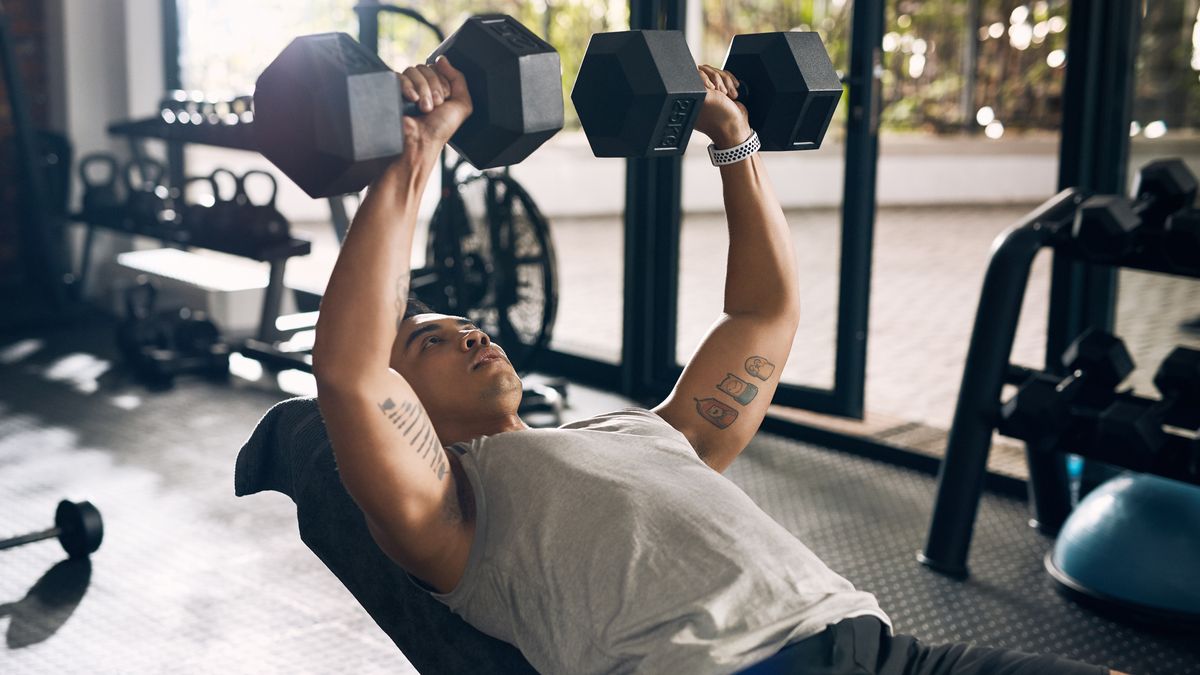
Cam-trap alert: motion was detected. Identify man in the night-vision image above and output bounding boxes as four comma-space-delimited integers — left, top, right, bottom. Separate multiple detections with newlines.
311, 56, 1122, 675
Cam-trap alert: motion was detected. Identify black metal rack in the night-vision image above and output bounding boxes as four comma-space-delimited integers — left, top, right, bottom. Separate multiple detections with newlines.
78, 117, 312, 360
918, 186, 1200, 578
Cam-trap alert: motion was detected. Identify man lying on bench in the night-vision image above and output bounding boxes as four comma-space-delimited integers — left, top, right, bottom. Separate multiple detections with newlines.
305, 56, 1121, 675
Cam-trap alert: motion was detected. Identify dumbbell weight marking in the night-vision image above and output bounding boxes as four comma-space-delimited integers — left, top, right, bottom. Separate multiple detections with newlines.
0, 500, 104, 559
657, 99, 699, 151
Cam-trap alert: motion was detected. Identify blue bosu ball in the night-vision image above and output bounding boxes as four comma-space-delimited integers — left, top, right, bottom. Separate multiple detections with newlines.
1046, 473, 1200, 626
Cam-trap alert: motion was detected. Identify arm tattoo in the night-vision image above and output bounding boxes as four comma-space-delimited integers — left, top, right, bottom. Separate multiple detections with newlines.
695, 397, 738, 429
692, 355, 775, 429
378, 397, 449, 481
718, 373, 758, 405
744, 356, 775, 381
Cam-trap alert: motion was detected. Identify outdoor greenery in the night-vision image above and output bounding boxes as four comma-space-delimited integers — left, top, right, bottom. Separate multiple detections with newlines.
178, 0, 1200, 138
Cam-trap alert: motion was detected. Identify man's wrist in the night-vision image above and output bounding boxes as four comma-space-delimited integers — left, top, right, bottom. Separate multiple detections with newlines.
710, 124, 754, 150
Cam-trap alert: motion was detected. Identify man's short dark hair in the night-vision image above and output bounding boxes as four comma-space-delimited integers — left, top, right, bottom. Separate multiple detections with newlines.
403, 297, 434, 323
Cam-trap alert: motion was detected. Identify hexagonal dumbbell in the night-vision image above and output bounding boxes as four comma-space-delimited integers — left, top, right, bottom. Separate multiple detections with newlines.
1154, 346, 1200, 430
1060, 328, 1135, 409
1131, 158, 1198, 228
254, 15, 563, 198
1097, 395, 1167, 459
1164, 207, 1200, 270
571, 30, 842, 157
1000, 330, 1135, 442
1072, 159, 1198, 262
1071, 194, 1140, 261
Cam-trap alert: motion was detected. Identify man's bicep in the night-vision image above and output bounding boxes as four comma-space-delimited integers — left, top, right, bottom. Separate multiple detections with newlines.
315, 371, 460, 563
652, 312, 797, 472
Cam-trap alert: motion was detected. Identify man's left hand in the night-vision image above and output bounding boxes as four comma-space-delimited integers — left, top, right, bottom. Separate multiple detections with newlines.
693, 65, 752, 149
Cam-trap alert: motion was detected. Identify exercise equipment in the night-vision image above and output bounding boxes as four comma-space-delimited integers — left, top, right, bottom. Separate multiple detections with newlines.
920, 168, 1200, 578
160, 89, 255, 126
1047, 473, 1200, 628
78, 153, 123, 225
186, 168, 292, 256
570, 30, 842, 157
415, 164, 559, 383
1153, 345, 1200, 429
1072, 158, 1197, 261
1164, 208, 1200, 269
999, 329, 1133, 440
116, 276, 231, 386
0, 500, 104, 559
254, 14, 563, 198
122, 157, 174, 234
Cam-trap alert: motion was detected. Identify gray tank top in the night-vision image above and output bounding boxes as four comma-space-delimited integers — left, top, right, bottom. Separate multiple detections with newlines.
415, 407, 889, 674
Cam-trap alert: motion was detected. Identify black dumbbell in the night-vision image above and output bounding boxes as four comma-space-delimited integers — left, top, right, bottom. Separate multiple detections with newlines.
1163, 208, 1200, 270
1154, 346, 1200, 430
1131, 158, 1198, 227
571, 30, 842, 157
0, 500, 104, 559
116, 276, 172, 364
142, 308, 231, 384
253, 14, 563, 198
1072, 159, 1197, 261
1000, 329, 1134, 440
1097, 394, 1167, 458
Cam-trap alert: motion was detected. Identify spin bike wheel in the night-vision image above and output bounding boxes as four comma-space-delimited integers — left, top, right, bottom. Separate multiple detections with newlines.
418, 170, 558, 375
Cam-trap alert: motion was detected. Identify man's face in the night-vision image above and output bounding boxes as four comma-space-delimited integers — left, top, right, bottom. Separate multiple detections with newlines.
391, 313, 523, 419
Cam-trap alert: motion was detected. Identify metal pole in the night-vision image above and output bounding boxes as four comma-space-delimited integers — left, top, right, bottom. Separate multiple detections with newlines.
919, 189, 1082, 577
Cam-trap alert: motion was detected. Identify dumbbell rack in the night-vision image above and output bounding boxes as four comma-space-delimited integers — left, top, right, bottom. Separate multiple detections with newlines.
917, 185, 1200, 578
74, 116, 312, 358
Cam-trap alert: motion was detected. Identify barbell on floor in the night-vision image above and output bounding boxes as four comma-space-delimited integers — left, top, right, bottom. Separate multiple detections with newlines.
0, 500, 104, 559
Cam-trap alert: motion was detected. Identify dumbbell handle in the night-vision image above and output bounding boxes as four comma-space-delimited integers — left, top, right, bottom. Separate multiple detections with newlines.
0, 526, 59, 551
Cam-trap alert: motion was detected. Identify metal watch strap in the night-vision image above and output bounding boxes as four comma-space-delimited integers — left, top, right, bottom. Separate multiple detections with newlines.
707, 131, 760, 166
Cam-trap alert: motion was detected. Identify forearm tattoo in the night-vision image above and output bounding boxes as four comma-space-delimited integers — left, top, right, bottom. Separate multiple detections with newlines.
693, 355, 776, 429
378, 397, 449, 480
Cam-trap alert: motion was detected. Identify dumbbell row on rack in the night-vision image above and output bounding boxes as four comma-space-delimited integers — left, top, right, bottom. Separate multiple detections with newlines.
1069, 158, 1200, 271
76, 152, 292, 258
1001, 329, 1200, 485
159, 89, 254, 127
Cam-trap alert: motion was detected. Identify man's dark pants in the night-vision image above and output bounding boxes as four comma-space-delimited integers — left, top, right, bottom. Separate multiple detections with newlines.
736, 616, 1109, 675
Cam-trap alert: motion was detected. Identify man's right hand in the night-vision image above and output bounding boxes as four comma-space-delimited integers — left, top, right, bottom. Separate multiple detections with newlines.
397, 56, 474, 162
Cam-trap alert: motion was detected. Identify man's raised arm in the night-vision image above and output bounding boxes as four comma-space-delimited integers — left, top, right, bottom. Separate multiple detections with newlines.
652, 66, 800, 473
308, 59, 475, 590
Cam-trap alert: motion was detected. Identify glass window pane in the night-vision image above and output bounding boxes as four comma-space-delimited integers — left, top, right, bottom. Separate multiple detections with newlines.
869, 0, 1070, 429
